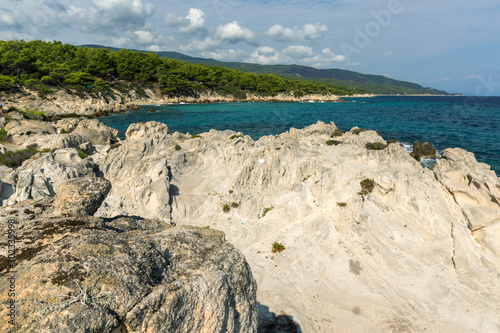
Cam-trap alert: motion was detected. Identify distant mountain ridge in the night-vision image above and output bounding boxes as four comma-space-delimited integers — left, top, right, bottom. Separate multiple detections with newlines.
81, 44, 449, 95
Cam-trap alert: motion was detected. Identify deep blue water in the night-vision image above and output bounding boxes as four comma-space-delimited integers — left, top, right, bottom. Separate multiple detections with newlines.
99, 96, 500, 176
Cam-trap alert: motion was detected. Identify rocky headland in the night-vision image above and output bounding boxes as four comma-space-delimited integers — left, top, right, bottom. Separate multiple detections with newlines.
0, 86, 340, 118
0, 114, 499, 332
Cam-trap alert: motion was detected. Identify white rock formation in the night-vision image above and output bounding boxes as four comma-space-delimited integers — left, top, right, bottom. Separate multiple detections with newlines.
3, 120, 500, 332
92, 121, 500, 332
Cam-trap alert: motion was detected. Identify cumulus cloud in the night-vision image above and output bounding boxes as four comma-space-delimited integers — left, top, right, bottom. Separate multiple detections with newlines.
282, 45, 314, 58
250, 47, 280, 65
89, 0, 154, 28
180, 37, 221, 52
202, 49, 246, 61
267, 22, 328, 43
249, 46, 346, 67
165, 8, 207, 35
216, 21, 258, 46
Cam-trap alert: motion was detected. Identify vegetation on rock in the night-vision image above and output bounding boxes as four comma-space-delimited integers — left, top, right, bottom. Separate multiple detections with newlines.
262, 205, 274, 217
359, 178, 375, 195
0, 146, 51, 168
271, 242, 286, 254
365, 142, 388, 150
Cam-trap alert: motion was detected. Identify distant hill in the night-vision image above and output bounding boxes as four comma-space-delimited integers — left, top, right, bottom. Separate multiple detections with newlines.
81, 44, 449, 95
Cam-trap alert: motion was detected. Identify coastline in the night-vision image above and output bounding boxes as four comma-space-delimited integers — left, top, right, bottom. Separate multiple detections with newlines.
1, 85, 456, 118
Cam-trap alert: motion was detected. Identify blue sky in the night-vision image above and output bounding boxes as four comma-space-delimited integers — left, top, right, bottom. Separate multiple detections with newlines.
1, 0, 499, 95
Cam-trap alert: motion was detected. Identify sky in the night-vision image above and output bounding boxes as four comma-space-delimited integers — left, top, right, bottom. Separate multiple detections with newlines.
1, 0, 500, 95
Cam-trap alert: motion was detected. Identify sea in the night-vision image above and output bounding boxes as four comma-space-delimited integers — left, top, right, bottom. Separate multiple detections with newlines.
99, 96, 500, 176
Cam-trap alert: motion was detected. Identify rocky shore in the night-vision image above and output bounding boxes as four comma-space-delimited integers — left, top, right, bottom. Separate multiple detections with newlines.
0, 86, 340, 118
1, 115, 499, 332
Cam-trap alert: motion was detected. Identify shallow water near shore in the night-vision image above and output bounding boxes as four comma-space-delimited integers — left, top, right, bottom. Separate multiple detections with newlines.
99, 96, 500, 176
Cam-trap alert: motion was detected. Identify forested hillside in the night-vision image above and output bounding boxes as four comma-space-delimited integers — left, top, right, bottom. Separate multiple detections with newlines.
0, 40, 364, 99
84, 44, 449, 95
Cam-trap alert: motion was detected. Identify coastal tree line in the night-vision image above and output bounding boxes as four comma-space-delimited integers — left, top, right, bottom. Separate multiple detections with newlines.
0, 40, 364, 98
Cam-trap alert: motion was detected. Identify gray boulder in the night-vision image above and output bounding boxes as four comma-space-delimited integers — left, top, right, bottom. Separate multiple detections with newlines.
125, 121, 170, 141
72, 119, 119, 145
0, 187, 258, 332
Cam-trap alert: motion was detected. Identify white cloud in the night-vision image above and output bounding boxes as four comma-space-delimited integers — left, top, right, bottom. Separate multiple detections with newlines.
202, 49, 245, 61
179, 8, 206, 33
267, 22, 328, 43
302, 23, 328, 41
0, 10, 17, 26
180, 37, 221, 52
89, 0, 155, 28
248, 46, 346, 67
216, 21, 258, 45
134, 30, 157, 45
256, 46, 278, 57
164, 8, 207, 35
282, 45, 314, 59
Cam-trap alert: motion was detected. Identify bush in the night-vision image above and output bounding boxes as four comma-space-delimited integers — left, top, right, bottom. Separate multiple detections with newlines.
262, 204, 274, 217
77, 149, 88, 159
0, 128, 9, 142
271, 242, 285, 254
331, 129, 343, 137
351, 128, 366, 135
190, 135, 202, 139
222, 204, 230, 213
326, 140, 341, 146
0, 147, 50, 168
230, 134, 244, 139
20, 108, 49, 121
365, 142, 388, 150
174, 144, 182, 151
337, 202, 347, 208
231, 202, 239, 208
359, 178, 375, 195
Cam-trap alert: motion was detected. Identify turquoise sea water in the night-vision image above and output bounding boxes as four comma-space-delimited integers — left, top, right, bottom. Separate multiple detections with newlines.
99, 96, 500, 176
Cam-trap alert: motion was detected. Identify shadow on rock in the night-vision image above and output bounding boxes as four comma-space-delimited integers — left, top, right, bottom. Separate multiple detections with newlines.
258, 303, 302, 333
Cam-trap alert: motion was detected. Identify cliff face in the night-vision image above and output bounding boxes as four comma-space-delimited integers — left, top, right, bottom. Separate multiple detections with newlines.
1, 117, 500, 332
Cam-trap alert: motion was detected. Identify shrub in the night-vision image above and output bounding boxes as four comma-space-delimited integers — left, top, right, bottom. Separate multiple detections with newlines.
262, 204, 274, 217
337, 202, 347, 208
174, 144, 182, 151
359, 178, 375, 196
0, 128, 9, 142
271, 242, 285, 254
0, 147, 51, 168
77, 149, 88, 159
326, 140, 341, 146
351, 128, 366, 135
302, 175, 311, 181
231, 202, 239, 208
20, 108, 49, 121
222, 204, 230, 213
365, 142, 388, 150
228, 189, 233, 194
331, 129, 343, 137
190, 135, 202, 139
230, 134, 244, 139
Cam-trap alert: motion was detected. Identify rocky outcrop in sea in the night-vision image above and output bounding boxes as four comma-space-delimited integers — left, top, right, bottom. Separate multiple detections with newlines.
1, 115, 499, 332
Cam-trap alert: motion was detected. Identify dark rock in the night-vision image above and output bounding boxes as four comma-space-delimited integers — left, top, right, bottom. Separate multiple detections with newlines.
411, 141, 436, 161
388, 139, 398, 144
